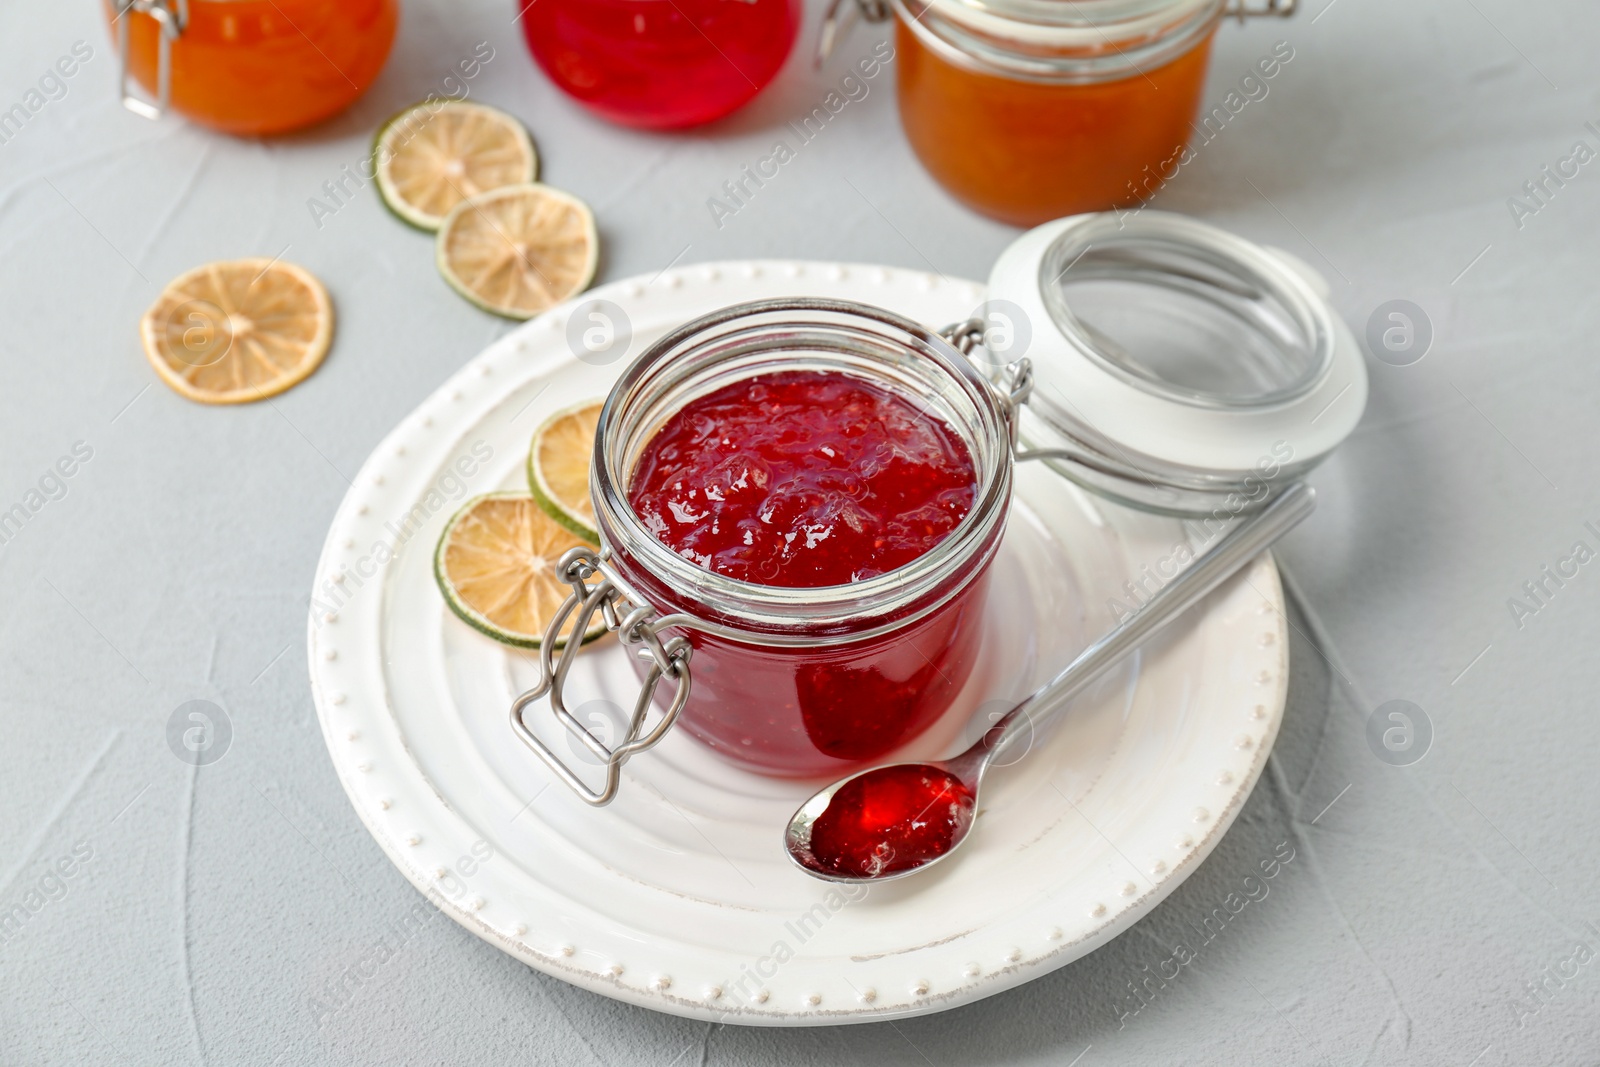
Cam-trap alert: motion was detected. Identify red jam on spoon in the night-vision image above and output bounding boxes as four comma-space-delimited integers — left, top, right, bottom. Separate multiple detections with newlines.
804, 764, 976, 877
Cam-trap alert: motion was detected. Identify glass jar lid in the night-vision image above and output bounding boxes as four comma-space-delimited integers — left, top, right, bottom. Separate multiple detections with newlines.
983, 210, 1366, 516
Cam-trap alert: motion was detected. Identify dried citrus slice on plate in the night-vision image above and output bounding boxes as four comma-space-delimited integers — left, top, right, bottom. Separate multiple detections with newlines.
140, 258, 333, 405
528, 400, 603, 542
434, 492, 606, 648
373, 101, 538, 231
435, 183, 598, 320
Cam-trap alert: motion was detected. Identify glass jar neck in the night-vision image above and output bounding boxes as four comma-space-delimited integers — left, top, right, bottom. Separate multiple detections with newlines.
891, 0, 1223, 83
592, 298, 1013, 641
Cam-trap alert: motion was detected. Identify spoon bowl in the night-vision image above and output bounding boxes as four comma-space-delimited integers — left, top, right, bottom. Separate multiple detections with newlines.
784, 757, 986, 883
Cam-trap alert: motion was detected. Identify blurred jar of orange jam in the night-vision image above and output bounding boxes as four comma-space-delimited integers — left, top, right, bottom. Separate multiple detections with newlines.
106, 0, 398, 136
890, 0, 1230, 227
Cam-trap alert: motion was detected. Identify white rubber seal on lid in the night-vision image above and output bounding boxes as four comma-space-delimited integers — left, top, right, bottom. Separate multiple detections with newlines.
985, 211, 1366, 477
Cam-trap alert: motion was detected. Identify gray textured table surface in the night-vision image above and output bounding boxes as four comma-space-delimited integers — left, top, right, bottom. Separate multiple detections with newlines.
4, 0, 1599, 1064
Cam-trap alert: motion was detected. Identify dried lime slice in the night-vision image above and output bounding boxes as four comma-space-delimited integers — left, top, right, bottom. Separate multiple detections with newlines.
140, 258, 333, 405
528, 400, 603, 542
435, 183, 598, 320
434, 492, 606, 648
373, 101, 537, 231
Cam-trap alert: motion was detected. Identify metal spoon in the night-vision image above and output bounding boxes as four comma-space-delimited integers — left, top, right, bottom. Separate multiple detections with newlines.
785, 482, 1317, 883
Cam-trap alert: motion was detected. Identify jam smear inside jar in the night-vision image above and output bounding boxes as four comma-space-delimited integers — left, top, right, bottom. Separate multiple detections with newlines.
598, 300, 1012, 780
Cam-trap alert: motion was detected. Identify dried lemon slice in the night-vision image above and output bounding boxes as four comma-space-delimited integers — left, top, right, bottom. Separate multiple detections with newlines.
140, 259, 333, 405
435, 183, 598, 320
373, 101, 538, 231
528, 400, 603, 542
434, 492, 606, 648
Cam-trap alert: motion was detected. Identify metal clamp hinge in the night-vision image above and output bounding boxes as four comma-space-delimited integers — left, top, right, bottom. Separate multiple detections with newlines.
941, 317, 1034, 456
114, 0, 189, 120
509, 547, 692, 807
1225, 0, 1297, 20
816, 0, 891, 68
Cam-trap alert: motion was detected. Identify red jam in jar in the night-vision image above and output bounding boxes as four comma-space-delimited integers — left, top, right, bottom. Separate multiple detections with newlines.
594, 300, 1013, 780
628, 371, 977, 587
627, 369, 989, 775
520, 0, 801, 129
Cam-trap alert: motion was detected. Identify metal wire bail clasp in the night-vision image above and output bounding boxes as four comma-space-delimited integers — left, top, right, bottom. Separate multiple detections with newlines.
816, 0, 890, 67
114, 0, 189, 120
509, 547, 693, 807
1224, 0, 1297, 20
941, 317, 1034, 456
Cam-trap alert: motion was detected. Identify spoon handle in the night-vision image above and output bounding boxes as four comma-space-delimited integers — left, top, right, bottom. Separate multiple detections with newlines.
983, 482, 1317, 764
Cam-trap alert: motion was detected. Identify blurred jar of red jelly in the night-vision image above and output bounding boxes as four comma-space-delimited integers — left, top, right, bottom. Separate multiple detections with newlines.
519, 0, 801, 129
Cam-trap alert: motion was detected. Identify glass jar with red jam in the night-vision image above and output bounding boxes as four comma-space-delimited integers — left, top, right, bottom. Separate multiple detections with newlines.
581, 299, 1012, 781
520, 0, 802, 129
514, 213, 1368, 806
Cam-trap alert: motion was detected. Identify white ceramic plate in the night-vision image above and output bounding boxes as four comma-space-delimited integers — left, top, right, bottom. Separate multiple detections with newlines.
307, 261, 1288, 1026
